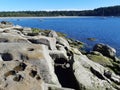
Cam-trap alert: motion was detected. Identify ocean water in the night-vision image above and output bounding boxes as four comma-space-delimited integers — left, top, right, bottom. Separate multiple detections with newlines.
0, 17, 120, 56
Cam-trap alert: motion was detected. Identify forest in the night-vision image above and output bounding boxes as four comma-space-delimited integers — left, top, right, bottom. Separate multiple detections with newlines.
0, 5, 120, 17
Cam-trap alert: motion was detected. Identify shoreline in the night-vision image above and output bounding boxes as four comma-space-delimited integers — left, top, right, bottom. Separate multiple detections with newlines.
0, 16, 81, 19
0, 16, 119, 19
0, 16, 120, 57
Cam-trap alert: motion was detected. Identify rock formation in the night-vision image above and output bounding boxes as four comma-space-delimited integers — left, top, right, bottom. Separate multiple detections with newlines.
0, 21, 120, 90
93, 43, 116, 59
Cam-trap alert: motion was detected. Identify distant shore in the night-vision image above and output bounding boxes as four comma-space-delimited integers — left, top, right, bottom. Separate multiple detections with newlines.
0, 16, 81, 19
0, 16, 115, 19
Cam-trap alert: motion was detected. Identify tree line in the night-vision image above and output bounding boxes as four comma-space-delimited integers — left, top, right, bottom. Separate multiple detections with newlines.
0, 5, 120, 17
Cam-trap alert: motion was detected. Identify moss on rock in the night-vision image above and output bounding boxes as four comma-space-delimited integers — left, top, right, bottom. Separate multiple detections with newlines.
67, 38, 85, 49
87, 54, 113, 67
108, 62, 120, 75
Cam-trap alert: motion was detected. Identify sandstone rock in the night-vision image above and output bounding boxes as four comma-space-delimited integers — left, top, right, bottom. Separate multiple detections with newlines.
67, 39, 84, 49
27, 36, 56, 50
87, 53, 113, 67
4, 29, 24, 36
48, 30, 58, 38
73, 52, 119, 90
0, 21, 13, 28
49, 50, 68, 61
1, 21, 13, 25
0, 23, 119, 90
56, 37, 70, 49
93, 43, 116, 58
0, 33, 28, 43
22, 27, 32, 35
46, 84, 75, 90
89, 51, 103, 56
0, 43, 60, 86
0, 61, 44, 90
71, 48, 82, 55
12, 25, 23, 31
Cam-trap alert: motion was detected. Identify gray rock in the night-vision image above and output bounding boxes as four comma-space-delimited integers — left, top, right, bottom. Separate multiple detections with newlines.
49, 30, 58, 38
22, 27, 32, 35
0, 33, 29, 43
0, 43, 60, 86
0, 61, 45, 90
0, 23, 120, 90
56, 37, 70, 49
13, 25, 23, 31
49, 50, 68, 61
1, 21, 13, 25
0, 21, 13, 28
90, 51, 103, 56
73, 51, 119, 90
46, 83, 75, 90
27, 36, 56, 50
93, 43, 116, 58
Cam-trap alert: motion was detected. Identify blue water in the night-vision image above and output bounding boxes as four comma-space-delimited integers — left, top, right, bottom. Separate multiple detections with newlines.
0, 17, 120, 56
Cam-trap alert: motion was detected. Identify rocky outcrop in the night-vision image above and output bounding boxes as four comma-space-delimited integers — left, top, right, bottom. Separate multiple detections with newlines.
93, 43, 116, 59
0, 21, 120, 90
89, 44, 120, 76
0, 21, 13, 28
87, 51, 113, 67
73, 53, 120, 90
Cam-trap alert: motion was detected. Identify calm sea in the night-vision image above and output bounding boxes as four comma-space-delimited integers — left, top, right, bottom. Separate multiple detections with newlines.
0, 17, 120, 56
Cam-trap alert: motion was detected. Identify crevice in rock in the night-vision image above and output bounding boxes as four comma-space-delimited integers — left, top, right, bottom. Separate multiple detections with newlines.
28, 48, 34, 51
2, 53, 13, 61
28, 39, 40, 44
90, 67, 105, 80
54, 57, 80, 90
0, 38, 9, 43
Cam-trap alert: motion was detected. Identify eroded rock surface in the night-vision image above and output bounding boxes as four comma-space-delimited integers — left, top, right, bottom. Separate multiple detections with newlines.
0, 21, 120, 90
0, 61, 44, 90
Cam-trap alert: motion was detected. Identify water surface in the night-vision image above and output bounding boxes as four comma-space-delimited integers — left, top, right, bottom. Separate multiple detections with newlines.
0, 17, 120, 56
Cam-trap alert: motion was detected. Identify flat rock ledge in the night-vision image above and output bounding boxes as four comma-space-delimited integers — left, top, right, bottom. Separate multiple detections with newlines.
0, 21, 120, 90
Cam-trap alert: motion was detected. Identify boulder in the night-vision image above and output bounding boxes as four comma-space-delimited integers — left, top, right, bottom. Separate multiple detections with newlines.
93, 43, 116, 58
73, 53, 119, 90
